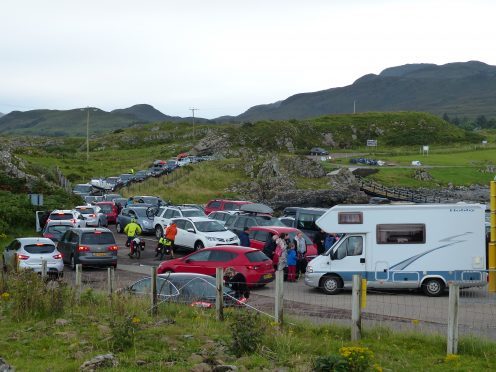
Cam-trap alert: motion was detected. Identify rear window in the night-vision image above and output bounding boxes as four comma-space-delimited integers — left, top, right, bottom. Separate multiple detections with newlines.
24, 244, 55, 254
50, 213, 73, 220
98, 204, 112, 213
255, 216, 284, 227
47, 225, 71, 234
245, 251, 270, 262
182, 210, 204, 218
76, 208, 95, 215
81, 232, 115, 245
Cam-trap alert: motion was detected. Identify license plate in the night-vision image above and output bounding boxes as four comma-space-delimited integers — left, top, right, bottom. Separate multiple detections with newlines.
263, 274, 273, 280
93, 253, 107, 257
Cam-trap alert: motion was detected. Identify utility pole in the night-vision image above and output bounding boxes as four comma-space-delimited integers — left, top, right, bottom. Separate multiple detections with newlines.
353, 100, 356, 114
189, 107, 198, 141
86, 107, 90, 161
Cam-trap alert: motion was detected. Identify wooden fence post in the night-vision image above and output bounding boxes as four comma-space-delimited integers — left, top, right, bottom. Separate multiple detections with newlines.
216, 267, 224, 321
351, 274, 362, 341
75, 264, 82, 303
447, 284, 460, 354
151, 267, 158, 316
107, 267, 114, 296
275, 270, 284, 326
41, 259, 47, 279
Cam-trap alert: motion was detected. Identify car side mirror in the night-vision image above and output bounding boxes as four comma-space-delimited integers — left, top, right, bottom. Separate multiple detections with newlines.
187, 228, 195, 233
185, 259, 191, 263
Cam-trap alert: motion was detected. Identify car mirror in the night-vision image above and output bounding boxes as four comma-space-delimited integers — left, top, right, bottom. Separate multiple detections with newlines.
185, 258, 192, 263
187, 228, 195, 233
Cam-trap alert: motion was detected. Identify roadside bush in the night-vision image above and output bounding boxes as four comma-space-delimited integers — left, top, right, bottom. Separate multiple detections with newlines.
4, 270, 69, 320
110, 315, 140, 351
312, 347, 378, 372
229, 310, 265, 357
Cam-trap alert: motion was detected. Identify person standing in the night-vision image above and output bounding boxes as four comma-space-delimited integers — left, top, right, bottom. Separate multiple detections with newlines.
275, 233, 288, 272
238, 227, 251, 247
224, 267, 250, 300
263, 234, 277, 260
165, 222, 178, 255
295, 231, 307, 279
286, 243, 297, 282
314, 229, 325, 255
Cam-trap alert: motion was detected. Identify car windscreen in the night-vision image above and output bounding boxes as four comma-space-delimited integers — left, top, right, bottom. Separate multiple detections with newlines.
141, 197, 158, 204
255, 216, 285, 226
50, 213, 73, 220
120, 175, 133, 180
182, 210, 205, 218
133, 208, 148, 217
74, 185, 92, 192
76, 208, 95, 215
81, 232, 115, 245
194, 221, 226, 232
24, 244, 56, 254
245, 251, 271, 262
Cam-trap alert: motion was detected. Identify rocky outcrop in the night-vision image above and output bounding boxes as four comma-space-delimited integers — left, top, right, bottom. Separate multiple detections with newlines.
0, 357, 14, 372
413, 168, 433, 181
191, 131, 230, 156
79, 354, 117, 371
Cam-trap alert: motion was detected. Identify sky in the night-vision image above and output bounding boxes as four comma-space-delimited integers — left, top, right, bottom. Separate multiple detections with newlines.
1, 0, 495, 119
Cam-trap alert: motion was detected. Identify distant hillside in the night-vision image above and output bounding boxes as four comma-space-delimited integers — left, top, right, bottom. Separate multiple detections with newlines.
227, 61, 496, 122
0, 112, 4, 118
111, 104, 178, 122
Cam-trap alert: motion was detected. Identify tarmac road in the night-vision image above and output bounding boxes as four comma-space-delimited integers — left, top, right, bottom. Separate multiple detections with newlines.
61, 224, 496, 340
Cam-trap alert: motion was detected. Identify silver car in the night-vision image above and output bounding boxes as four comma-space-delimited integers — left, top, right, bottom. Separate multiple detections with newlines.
75, 205, 108, 227
2, 237, 64, 277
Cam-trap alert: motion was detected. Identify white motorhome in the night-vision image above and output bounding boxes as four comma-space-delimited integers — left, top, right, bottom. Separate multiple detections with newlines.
305, 203, 487, 296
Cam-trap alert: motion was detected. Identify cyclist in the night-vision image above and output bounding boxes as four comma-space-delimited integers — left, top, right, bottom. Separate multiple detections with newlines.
124, 218, 142, 257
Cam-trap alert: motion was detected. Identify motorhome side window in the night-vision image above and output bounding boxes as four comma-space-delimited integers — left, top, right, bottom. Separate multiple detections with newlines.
376, 224, 425, 244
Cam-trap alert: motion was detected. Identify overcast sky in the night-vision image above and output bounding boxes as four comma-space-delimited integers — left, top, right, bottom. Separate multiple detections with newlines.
1, 0, 495, 118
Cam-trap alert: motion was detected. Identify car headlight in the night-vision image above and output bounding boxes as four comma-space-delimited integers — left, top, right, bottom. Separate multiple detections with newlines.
142, 220, 150, 226
306, 266, 313, 273
206, 236, 217, 241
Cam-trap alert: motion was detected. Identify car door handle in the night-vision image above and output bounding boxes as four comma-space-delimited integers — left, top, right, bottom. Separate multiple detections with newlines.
360, 258, 365, 264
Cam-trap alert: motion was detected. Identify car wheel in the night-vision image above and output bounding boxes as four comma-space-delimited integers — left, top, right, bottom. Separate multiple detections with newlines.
155, 225, 164, 239
194, 241, 204, 251
116, 223, 122, 233
320, 275, 343, 295
422, 278, 445, 297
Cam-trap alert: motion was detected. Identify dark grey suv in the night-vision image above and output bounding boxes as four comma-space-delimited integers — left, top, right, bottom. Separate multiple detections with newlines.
57, 228, 118, 269
224, 213, 285, 236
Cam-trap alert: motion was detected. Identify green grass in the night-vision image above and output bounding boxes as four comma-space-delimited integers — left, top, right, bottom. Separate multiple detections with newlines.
0, 287, 495, 371
120, 160, 247, 204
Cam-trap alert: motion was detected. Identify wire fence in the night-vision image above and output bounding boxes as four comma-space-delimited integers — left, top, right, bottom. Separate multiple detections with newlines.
32, 262, 495, 356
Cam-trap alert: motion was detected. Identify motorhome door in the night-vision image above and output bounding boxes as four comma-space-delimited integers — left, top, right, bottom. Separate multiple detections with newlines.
329, 235, 367, 279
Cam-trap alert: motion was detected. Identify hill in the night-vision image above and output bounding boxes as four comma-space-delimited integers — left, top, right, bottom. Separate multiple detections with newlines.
0, 105, 211, 136
229, 61, 496, 122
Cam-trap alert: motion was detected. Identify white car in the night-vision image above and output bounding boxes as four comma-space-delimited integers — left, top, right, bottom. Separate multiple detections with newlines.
2, 237, 64, 276
172, 217, 240, 251
75, 205, 108, 227
153, 206, 206, 238
47, 210, 86, 228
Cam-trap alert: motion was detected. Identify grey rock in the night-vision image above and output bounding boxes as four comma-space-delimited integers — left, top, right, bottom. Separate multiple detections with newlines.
188, 354, 205, 364
55, 318, 70, 326
0, 357, 15, 372
190, 362, 212, 372
213, 366, 238, 372
79, 353, 117, 371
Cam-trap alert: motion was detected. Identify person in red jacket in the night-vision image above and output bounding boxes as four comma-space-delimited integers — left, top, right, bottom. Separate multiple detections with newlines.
165, 222, 178, 255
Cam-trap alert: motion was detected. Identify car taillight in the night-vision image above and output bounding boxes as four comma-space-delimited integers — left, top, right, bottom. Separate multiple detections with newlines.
108, 245, 119, 251
88, 214, 96, 218
191, 301, 213, 308
46, 219, 51, 223
247, 265, 260, 270
71, 219, 76, 224
17, 254, 29, 260
44, 233, 54, 239
53, 253, 63, 259
78, 245, 90, 252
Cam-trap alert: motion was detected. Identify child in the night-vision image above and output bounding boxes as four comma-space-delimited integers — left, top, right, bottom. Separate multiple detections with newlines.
286, 242, 297, 282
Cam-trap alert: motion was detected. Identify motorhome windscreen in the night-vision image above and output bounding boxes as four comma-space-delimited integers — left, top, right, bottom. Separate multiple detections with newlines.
376, 224, 425, 244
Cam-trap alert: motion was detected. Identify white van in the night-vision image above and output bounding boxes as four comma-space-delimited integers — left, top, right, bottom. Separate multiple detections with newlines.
305, 203, 487, 296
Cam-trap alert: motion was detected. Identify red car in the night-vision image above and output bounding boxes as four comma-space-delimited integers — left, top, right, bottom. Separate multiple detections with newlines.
204, 199, 253, 215
248, 226, 318, 261
157, 246, 274, 286
95, 202, 119, 225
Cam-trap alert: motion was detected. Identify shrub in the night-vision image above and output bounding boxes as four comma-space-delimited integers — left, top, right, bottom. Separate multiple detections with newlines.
229, 311, 265, 357
313, 354, 349, 372
110, 315, 140, 351
339, 346, 375, 371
